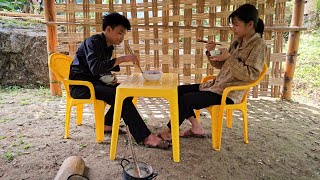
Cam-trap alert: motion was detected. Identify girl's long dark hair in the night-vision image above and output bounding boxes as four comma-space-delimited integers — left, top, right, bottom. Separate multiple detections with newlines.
228, 4, 264, 37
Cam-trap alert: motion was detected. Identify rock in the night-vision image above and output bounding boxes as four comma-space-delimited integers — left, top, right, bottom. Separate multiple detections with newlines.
17, 122, 23, 126
0, 26, 48, 86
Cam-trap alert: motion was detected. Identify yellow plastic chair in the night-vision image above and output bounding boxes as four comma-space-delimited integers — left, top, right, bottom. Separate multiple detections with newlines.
48, 53, 106, 143
195, 63, 268, 150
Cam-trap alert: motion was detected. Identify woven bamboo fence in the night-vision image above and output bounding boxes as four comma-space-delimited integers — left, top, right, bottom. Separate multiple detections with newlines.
45, 0, 306, 98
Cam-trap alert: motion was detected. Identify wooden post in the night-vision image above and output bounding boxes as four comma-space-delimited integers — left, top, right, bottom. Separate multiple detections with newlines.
282, 0, 305, 100
44, 0, 62, 96
54, 156, 85, 180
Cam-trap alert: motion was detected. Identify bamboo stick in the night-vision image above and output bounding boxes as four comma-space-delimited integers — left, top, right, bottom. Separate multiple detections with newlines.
282, 0, 305, 100
45, 0, 62, 96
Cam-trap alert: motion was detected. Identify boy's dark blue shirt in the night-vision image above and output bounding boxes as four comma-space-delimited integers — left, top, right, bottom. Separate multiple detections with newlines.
69, 32, 120, 83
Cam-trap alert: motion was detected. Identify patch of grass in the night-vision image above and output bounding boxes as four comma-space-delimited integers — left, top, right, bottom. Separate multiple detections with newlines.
295, 29, 320, 88
0, 118, 15, 123
2, 151, 14, 162
143, 118, 148, 123
19, 101, 31, 106
0, 19, 45, 29
12, 139, 24, 147
23, 143, 31, 150
0, 135, 6, 140
291, 28, 320, 104
17, 134, 24, 138
79, 143, 87, 150
2, 86, 22, 92
34, 86, 52, 97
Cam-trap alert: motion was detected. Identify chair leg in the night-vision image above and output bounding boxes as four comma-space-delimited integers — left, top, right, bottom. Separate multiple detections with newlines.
211, 106, 223, 151
195, 110, 201, 122
226, 109, 233, 128
94, 100, 106, 143
64, 101, 72, 139
242, 108, 249, 144
76, 104, 84, 126
132, 96, 138, 106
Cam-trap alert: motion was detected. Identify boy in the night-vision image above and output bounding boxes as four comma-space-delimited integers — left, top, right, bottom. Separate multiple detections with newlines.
69, 12, 169, 149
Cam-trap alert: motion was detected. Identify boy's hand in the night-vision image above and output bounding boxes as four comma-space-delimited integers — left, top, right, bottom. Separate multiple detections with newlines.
118, 54, 139, 64
209, 48, 230, 62
111, 74, 118, 85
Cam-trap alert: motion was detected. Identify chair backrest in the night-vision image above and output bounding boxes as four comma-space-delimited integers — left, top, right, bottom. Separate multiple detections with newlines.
240, 63, 268, 102
48, 53, 73, 81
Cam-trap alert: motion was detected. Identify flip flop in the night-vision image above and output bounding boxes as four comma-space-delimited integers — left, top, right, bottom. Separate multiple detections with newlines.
157, 134, 172, 146
104, 125, 127, 134
144, 140, 171, 150
180, 129, 206, 138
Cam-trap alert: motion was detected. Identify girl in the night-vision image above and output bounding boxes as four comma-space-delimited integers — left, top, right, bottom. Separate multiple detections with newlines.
158, 3, 266, 141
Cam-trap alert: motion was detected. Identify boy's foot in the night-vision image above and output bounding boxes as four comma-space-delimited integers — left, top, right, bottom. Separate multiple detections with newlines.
157, 134, 172, 146
158, 129, 172, 141
143, 134, 170, 150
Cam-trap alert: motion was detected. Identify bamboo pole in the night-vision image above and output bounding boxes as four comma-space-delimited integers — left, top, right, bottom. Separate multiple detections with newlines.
44, 0, 62, 96
282, 0, 305, 100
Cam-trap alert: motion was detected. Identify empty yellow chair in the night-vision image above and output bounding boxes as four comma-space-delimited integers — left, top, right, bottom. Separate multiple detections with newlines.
195, 63, 268, 150
48, 53, 106, 143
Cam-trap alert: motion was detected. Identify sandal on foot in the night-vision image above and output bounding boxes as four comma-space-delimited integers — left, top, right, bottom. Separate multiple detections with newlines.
145, 140, 171, 150
180, 129, 205, 138
104, 125, 127, 134
157, 134, 172, 146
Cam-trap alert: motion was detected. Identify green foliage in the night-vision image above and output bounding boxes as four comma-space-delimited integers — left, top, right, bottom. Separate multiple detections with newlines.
295, 29, 320, 89
0, 0, 28, 12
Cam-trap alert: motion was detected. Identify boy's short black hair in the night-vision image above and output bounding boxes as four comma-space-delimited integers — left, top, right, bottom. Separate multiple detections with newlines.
102, 12, 131, 31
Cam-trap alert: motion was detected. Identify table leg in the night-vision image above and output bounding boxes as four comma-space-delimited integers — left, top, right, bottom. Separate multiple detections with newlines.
167, 96, 180, 162
110, 92, 125, 160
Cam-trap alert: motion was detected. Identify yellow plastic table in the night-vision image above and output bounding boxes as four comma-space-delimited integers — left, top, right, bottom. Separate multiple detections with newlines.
109, 73, 180, 162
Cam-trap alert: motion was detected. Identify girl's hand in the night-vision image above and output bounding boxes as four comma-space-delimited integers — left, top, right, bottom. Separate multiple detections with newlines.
205, 41, 217, 51
209, 48, 230, 62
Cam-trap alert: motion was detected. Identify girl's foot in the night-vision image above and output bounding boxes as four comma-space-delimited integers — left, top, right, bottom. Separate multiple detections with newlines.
180, 128, 206, 138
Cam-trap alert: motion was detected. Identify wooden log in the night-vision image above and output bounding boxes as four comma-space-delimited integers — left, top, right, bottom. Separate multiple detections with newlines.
44, 0, 62, 96
282, 0, 305, 100
54, 156, 85, 180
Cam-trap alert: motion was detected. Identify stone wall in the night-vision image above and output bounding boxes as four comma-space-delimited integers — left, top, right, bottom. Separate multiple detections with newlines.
0, 26, 49, 87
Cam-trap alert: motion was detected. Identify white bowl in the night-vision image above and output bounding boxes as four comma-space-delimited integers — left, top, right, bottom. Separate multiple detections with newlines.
210, 49, 221, 56
142, 70, 162, 81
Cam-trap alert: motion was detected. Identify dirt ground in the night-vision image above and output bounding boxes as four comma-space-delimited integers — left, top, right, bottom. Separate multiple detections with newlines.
0, 88, 319, 180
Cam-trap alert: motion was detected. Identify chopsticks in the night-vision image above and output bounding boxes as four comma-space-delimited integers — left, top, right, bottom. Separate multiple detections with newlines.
196, 40, 222, 45
125, 42, 144, 73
